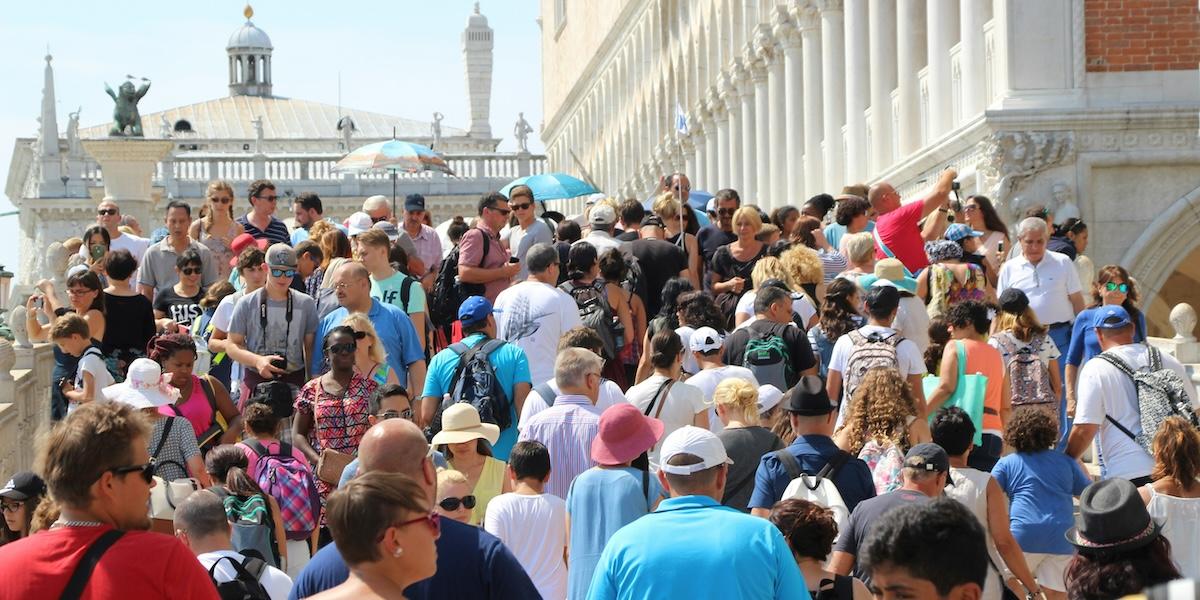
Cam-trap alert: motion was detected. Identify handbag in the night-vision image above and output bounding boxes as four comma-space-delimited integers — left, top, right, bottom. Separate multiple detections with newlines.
316, 448, 353, 486
924, 341, 988, 445
149, 418, 202, 520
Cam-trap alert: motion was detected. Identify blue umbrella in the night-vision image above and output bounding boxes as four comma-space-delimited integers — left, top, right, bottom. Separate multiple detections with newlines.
500, 173, 598, 201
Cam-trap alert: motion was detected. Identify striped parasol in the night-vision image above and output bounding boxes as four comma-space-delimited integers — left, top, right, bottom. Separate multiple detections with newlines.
334, 139, 454, 175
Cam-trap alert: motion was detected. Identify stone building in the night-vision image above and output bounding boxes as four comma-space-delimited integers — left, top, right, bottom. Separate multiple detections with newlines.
539, 0, 1200, 334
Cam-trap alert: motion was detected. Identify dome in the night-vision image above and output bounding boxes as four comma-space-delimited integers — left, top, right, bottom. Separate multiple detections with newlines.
227, 21, 272, 50
467, 2, 488, 27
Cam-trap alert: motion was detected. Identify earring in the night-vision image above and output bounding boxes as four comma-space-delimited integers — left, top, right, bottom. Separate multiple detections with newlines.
392, 547, 403, 558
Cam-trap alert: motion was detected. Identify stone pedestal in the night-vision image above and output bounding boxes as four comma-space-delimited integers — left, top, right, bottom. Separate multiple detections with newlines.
81, 139, 175, 232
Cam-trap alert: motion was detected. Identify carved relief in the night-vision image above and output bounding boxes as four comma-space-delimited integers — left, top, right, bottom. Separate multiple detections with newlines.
977, 131, 1076, 222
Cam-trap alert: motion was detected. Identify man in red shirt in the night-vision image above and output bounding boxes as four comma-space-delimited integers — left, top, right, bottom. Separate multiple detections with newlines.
0, 402, 217, 599
868, 169, 958, 274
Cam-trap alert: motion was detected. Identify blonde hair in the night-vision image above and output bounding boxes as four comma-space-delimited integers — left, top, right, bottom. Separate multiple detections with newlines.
436, 468, 469, 491
993, 305, 1047, 343
713, 378, 760, 425
843, 232, 875, 265
751, 256, 796, 292
779, 244, 824, 286
652, 193, 681, 220
341, 312, 387, 365
839, 369, 919, 456
732, 207, 763, 234
203, 180, 235, 231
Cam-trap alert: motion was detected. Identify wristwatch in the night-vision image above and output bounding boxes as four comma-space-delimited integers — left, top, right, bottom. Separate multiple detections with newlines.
937, 207, 949, 213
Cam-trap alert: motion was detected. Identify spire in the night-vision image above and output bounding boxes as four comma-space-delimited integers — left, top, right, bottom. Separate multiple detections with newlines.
462, 4, 494, 139
39, 51, 59, 158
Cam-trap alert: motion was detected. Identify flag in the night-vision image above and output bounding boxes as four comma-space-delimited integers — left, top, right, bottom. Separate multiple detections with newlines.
675, 103, 689, 136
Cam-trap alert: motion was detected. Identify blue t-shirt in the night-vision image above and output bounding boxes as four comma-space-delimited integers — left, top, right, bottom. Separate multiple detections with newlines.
823, 220, 876, 252
991, 450, 1091, 555
289, 517, 540, 600
1065, 306, 1147, 367
747, 434, 876, 512
311, 299, 423, 387
588, 495, 808, 600
566, 466, 666, 600
422, 333, 531, 460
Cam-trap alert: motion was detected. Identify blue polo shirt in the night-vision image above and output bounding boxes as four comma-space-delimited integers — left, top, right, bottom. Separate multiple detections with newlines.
311, 298, 423, 387
747, 434, 876, 512
422, 332, 531, 460
289, 517, 540, 600
587, 495, 808, 600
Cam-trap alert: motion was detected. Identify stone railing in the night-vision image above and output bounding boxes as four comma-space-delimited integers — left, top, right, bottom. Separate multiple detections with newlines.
1147, 303, 1200, 386
0, 341, 54, 478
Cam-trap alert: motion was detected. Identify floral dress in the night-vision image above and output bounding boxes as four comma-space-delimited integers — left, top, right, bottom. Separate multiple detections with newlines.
295, 372, 377, 500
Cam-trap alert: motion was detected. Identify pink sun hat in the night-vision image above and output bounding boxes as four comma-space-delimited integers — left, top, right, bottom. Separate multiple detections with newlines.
591, 403, 665, 466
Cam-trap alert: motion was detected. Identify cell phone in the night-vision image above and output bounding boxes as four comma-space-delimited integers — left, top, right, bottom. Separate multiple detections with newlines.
951, 180, 961, 191
33, 296, 43, 310
998, 240, 1005, 254
270, 357, 287, 371
508, 256, 519, 264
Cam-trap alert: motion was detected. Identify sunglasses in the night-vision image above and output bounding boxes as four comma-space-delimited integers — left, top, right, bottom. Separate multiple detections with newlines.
351, 330, 369, 340
511, 202, 532, 211
0, 501, 23, 513
378, 408, 413, 421
110, 462, 155, 485
392, 511, 441, 537
180, 267, 202, 276
66, 287, 95, 296
438, 495, 477, 511
488, 205, 512, 216
257, 195, 278, 202
1105, 282, 1130, 293
718, 207, 736, 217
211, 196, 233, 205
270, 268, 297, 278
327, 342, 357, 355
97, 208, 119, 216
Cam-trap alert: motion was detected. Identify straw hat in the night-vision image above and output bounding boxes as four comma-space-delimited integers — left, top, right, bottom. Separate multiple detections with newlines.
430, 404, 500, 446
101, 358, 180, 409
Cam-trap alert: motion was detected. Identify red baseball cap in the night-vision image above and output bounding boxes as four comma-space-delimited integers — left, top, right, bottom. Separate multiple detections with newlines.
229, 233, 269, 267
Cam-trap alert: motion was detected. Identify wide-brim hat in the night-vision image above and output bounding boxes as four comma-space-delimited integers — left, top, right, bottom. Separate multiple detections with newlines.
859, 258, 918, 294
591, 403, 665, 466
430, 403, 500, 446
1065, 478, 1162, 552
101, 358, 180, 409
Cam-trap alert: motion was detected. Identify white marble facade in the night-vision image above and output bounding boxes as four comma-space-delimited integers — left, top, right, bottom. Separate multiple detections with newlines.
540, 0, 1200, 333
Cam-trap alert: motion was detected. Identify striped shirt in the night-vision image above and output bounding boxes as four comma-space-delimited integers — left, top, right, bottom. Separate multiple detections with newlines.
517, 394, 602, 499
237, 215, 291, 246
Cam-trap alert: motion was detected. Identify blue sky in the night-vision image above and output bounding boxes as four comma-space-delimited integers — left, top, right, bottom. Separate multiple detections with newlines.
0, 0, 545, 280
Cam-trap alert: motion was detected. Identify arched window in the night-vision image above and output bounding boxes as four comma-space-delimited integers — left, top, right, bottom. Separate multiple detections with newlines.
173, 120, 193, 133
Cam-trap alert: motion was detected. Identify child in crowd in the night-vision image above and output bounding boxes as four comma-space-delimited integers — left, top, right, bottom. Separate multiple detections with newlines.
434, 469, 475, 525
51, 314, 112, 414
483, 441, 568, 600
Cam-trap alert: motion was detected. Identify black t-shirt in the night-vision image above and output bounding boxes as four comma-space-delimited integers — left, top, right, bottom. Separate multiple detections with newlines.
623, 239, 687, 318
102, 292, 156, 363
616, 230, 640, 242
833, 489, 931, 585
710, 244, 768, 288
697, 225, 736, 266
1047, 235, 1078, 260
153, 286, 204, 326
718, 426, 785, 512
722, 319, 818, 390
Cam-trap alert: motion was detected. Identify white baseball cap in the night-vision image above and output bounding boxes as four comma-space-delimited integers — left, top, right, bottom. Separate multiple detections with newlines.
757, 384, 784, 414
659, 426, 734, 475
345, 211, 373, 236
688, 327, 723, 353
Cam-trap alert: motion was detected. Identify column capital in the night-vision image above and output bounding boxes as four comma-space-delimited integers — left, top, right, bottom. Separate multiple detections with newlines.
730, 59, 753, 96
718, 74, 740, 112
752, 25, 777, 65
771, 7, 799, 48
789, 0, 820, 31
816, 0, 844, 13
706, 87, 728, 120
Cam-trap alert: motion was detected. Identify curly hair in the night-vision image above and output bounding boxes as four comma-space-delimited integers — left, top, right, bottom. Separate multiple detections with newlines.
677, 291, 725, 331
769, 499, 839, 560
841, 369, 920, 455
779, 244, 824, 287
1004, 407, 1058, 453
820, 278, 861, 340
713, 377, 760, 426
1151, 416, 1200, 486
750, 256, 796, 292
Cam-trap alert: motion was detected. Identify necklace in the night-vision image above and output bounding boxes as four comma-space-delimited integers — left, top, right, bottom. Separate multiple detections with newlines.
53, 519, 105, 529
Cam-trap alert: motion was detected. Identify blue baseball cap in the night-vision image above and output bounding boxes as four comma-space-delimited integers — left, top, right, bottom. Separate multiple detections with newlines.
944, 223, 985, 242
1092, 305, 1132, 330
458, 296, 494, 327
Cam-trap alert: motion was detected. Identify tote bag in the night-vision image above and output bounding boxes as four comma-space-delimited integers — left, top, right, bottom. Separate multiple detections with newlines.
923, 341, 988, 445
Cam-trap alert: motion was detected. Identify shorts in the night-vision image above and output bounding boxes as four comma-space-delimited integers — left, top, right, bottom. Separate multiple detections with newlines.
1024, 552, 1071, 592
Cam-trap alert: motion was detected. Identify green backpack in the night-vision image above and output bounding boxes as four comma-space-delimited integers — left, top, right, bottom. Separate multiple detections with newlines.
743, 327, 793, 392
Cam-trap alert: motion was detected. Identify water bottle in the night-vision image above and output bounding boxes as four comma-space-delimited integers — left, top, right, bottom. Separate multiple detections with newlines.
193, 329, 212, 376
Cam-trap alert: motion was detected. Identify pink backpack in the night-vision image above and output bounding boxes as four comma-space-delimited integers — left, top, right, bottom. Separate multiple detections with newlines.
245, 441, 320, 541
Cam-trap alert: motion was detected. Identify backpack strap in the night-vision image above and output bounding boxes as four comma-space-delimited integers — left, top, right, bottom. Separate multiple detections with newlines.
642, 378, 675, 418
198, 376, 218, 415
245, 439, 270, 458
773, 449, 803, 481
1105, 414, 1140, 443
59, 530, 125, 600
1094, 351, 1137, 378
208, 555, 270, 597
151, 417, 175, 461
533, 381, 556, 409
818, 450, 852, 479
1147, 346, 1164, 372
400, 276, 415, 313
242, 555, 268, 580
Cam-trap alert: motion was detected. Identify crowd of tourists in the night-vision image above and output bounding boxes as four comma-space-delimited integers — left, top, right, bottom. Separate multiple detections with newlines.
0, 172, 1197, 600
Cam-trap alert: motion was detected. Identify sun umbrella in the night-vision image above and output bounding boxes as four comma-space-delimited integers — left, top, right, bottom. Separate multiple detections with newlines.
499, 173, 598, 201
335, 137, 454, 216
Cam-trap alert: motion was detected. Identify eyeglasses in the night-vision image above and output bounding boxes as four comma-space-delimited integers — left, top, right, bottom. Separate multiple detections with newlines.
180, 267, 202, 276
109, 462, 155, 485
0, 501, 23, 513
66, 287, 95, 296
270, 268, 297, 278
377, 408, 413, 421
97, 208, 118, 216
718, 207, 736, 217
437, 495, 477, 511
327, 342, 357, 355
487, 205, 512, 216
257, 195, 278, 202
1105, 282, 1130, 294
211, 196, 233, 205
391, 511, 441, 538
511, 203, 532, 211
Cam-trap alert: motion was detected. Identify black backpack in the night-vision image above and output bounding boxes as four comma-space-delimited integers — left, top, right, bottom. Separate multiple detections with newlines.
560, 280, 620, 361
429, 339, 513, 436
208, 555, 271, 600
430, 230, 489, 325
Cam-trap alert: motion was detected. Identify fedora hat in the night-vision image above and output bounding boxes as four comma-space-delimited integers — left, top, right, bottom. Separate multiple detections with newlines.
1066, 478, 1161, 552
429, 403, 500, 447
591, 403, 664, 466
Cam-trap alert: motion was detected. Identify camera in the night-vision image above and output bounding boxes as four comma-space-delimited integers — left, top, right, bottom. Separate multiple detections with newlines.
951, 180, 961, 191
270, 356, 287, 372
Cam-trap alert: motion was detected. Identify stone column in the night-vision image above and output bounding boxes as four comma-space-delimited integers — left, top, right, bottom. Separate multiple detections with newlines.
778, 14, 805, 205
767, 11, 789, 208
722, 71, 743, 193
926, 0, 959, 138
895, 0, 926, 156
843, 0, 869, 183
751, 44, 771, 208
868, 0, 897, 174
713, 90, 732, 190
797, 5, 824, 199
819, 0, 846, 192
959, 0, 989, 118
737, 59, 757, 203
692, 116, 708, 193
682, 138, 697, 187
704, 92, 722, 191
80, 139, 174, 232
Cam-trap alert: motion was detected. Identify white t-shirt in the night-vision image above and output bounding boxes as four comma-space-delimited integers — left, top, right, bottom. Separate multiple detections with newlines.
212, 290, 246, 398
684, 365, 759, 433
519, 378, 626, 429
893, 295, 931, 354
482, 492, 568, 600
625, 375, 707, 471
676, 326, 699, 375
987, 331, 1061, 365
198, 550, 294, 600
828, 324, 927, 427
734, 291, 818, 330
494, 281, 584, 386
1075, 343, 1199, 480
77, 231, 151, 263
71, 348, 115, 413
996, 251, 1083, 326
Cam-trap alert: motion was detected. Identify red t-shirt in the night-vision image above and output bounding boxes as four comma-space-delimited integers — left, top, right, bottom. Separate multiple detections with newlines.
873, 201, 930, 272
0, 525, 219, 599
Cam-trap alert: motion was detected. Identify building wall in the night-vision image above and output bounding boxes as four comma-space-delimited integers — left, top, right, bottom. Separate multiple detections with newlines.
1085, 0, 1200, 72
540, 0, 637, 125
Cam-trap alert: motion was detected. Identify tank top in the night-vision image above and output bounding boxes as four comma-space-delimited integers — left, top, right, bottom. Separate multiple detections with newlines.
158, 375, 215, 440
961, 339, 1005, 434
945, 467, 1004, 600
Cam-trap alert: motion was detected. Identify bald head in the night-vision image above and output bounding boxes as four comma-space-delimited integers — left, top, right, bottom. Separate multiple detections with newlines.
337, 261, 370, 281
868, 183, 897, 213
358, 418, 430, 480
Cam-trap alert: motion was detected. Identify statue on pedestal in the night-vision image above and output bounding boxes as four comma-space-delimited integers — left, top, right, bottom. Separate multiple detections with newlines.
159, 114, 173, 139
66, 108, 82, 157
252, 115, 264, 153
1052, 181, 1080, 224
104, 76, 151, 137
513, 112, 532, 154
336, 115, 356, 152
431, 112, 444, 149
